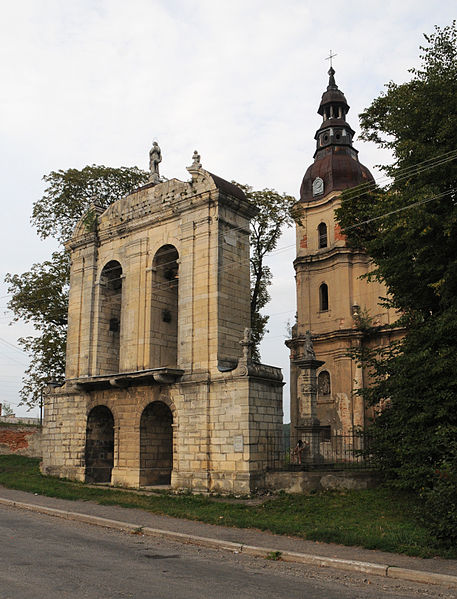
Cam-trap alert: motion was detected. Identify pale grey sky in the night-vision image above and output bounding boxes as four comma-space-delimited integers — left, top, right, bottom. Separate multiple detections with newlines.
0, 0, 455, 419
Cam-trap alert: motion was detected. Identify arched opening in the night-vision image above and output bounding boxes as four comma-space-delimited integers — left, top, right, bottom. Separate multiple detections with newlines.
150, 245, 179, 368
98, 260, 123, 374
85, 406, 114, 483
318, 370, 331, 399
140, 401, 173, 486
318, 223, 328, 248
319, 283, 329, 311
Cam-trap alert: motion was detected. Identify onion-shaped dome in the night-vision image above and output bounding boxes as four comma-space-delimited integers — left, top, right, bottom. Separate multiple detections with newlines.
300, 67, 374, 202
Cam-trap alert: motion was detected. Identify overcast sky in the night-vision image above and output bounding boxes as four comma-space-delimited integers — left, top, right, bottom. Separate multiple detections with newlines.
0, 1, 455, 419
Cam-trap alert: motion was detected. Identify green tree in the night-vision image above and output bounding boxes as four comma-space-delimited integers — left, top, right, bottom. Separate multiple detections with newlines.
33, 165, 149, 244
336, 22, 457, 544
1, 403, 15, 417
236, 185, 296, 361
6, 166, 149, 409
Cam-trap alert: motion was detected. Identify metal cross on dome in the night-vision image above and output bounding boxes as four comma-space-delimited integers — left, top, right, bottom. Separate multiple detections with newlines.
325, 50, 337, 68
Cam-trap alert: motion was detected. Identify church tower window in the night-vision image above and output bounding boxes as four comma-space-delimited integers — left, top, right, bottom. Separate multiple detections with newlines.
318, 222, 328, 248
319, 283, 329, 311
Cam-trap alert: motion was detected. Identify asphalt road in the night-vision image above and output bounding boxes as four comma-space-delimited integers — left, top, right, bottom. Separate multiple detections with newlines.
0, 505, 454, 599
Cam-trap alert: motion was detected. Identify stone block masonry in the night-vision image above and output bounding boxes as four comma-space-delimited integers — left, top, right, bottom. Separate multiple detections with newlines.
41, 151, 284, 494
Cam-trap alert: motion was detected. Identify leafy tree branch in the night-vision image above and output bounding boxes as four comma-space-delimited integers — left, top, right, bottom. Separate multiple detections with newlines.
236, 184, 296, 360
337, 21, 457, 545
6, 165, 149, 408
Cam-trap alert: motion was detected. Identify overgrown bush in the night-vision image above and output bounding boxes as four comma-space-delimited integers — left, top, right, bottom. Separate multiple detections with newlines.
421, 447, 457, 547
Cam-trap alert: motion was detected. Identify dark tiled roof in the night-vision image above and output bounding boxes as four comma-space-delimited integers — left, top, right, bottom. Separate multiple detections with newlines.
300, 147, 374, 202
208, 173, 247, 201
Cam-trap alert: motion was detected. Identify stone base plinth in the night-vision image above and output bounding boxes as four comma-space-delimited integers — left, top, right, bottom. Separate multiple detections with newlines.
172, 469, 263, 495
41, 364, 284, 495
111, 467, 140, 488
40, 463, 85, 482
265, 470, 379, 494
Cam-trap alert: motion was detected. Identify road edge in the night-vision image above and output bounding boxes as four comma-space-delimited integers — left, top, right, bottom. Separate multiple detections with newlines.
1, 496, 456, 589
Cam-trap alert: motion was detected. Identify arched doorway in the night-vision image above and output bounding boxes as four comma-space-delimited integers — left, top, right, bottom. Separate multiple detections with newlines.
140, 401, 173, 486
85, 406, 114, 483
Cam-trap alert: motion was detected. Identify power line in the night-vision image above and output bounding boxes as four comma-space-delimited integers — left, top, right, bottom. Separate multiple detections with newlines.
0, 336, 27, 354
342, 188, 456, 232
0, 350, 28, 366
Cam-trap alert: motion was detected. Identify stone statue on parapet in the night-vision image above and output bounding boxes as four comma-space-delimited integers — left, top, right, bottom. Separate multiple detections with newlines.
303, 330, 316, 359
149, 141, 162, 183
191, 150, 202, 169
239, 327, 253, 363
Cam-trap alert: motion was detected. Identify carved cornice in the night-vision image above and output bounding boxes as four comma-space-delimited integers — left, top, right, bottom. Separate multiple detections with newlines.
286, 326, 404, 357
69, 368, 185, 391
214, 359, 284, 385
293, 358, 325, 369
294, 245, 369, 269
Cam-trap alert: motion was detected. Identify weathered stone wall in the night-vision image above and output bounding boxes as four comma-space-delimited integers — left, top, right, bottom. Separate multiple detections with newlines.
63, 170, 254, 381
41, 390, 87, 481
265, 470, 379, 494
43, 363, 283, 495
0, 425, 42, 457
41, 163, 284, 494
289, 190, 403, 441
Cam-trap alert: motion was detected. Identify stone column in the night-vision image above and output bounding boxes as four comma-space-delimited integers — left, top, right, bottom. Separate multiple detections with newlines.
295, 356, 324, 463
352, 337, 365, 431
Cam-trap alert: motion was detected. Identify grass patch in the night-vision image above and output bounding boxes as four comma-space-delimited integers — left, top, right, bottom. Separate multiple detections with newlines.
0, 455, 454, 559
266, 551, 282, 560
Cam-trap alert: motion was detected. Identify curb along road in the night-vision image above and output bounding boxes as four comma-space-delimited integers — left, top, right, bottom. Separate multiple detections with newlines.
1, 497, 456, 590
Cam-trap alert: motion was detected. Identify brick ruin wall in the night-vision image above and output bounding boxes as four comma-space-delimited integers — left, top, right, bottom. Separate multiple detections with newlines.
0, 425, 42, 457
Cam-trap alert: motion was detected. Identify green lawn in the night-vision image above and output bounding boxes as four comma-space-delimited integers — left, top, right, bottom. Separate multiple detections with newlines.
0, 455, 454, 559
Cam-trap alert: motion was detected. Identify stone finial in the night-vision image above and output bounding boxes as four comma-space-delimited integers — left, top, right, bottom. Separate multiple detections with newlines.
303, 330, 316, 359
239, 327, 253, 363
325, 50, 338, 89
327, 66, 337, 90
191, 150, 202, 169
91, 196, 103, 210
149, 141, 162, 183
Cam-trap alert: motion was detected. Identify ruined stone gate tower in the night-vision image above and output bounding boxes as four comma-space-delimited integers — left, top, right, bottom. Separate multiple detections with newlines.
41, 151, 283, 494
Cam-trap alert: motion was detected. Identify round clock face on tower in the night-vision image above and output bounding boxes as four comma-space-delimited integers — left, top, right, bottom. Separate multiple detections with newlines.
312, 177, 324, 197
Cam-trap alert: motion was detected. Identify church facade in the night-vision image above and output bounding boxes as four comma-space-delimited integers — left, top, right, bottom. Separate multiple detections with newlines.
287, 68, 401, 448
41, 152, 283, 494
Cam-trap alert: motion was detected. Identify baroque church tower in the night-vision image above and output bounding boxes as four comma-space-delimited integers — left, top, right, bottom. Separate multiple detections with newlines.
287, 68, 399, 446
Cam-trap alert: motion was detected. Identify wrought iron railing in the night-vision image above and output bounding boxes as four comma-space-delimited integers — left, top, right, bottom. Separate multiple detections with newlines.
266, 430, 373, 471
